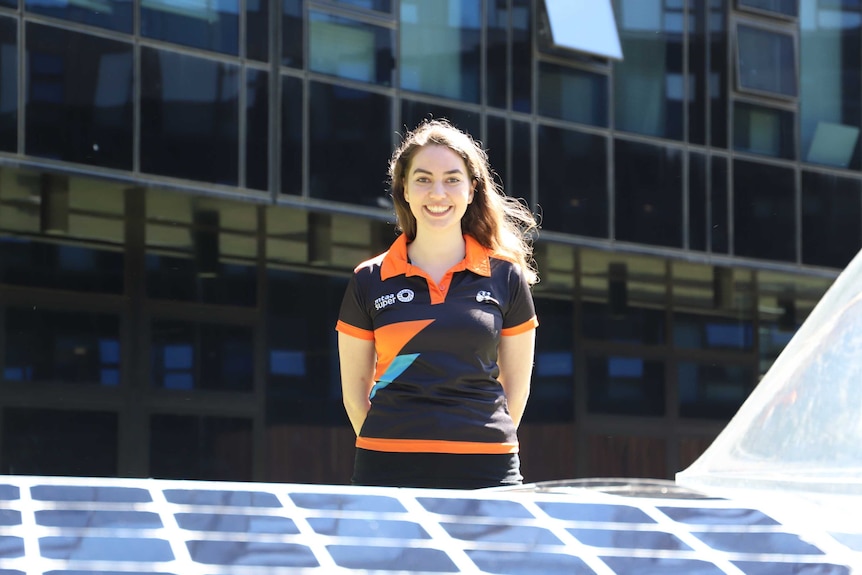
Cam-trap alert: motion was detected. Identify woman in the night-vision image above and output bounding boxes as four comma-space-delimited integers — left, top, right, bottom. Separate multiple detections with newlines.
335, 119, 539, 488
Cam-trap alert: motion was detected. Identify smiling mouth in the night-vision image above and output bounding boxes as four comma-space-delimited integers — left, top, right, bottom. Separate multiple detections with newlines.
424, 205, 452, 215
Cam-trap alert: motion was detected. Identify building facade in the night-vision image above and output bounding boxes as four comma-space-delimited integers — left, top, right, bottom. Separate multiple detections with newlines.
0, 0, 857, 484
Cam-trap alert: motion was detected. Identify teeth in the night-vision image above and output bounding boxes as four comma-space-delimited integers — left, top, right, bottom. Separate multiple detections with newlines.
426, 206, 450, 214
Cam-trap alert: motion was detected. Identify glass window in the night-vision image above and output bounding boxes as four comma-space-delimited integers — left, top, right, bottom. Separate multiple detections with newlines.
511, 120, 531, 205
0, 17, 16, 153
309, 11, 393, 85
400, 100, 480, 137
582, 303, 666, 345
537, 125, 607, 238
512, 0, 531, 113
309, 82, 391, 207
334, 0, 391, 10
711, 155, 729, 253
736, 24, 797, 98
4, 308, 120, 385
800, 4, 861, 170
141, 0, 238, 55
150, 320, 254, 392
733, 101, 795, 159
247, 0, 269, 61
281, 75, 302, 196
25, 0, 131, 32
485, 115, 507, 190
689, 152, 707, 251
0, 0, 15, 8
673, 313, 754, 350
802, 171, 861, 269
246, 69, 268, 191
688, 0, 707, 145
25, 24, 133, 170
543, 0, 622, 59
486, 0, 508, 110
150, 415, 252, 481
267, 270, 348, 425
538, 62, 608, 127
678, 362, 755, 419
525, 297, 574, 423
614, 139, 683, 248
587, 356, 665, 416
141, 48, 240, 185
399, 0, 481, 102
613, 0, 684, 139
282, 0, 303, 67
738, 0, 797, 18
0, 239, 124, 293
710, 0, 729, 148
2, 408, 117, 476
733, 159, 796, 262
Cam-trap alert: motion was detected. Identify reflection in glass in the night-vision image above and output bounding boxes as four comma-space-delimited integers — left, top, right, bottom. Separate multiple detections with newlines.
0, 239, 123, 293
309, 11, 393, 85
141, 0, 238, 55
176, 513, 298, 534
150, 320, 253, 392
538, 62, 607, 126
738, 0, 797, 18
613, 0, 684, 139
614, 139, 683, 247
4, 308, 120, 385
1, 409, 117, 476
710, 0, 728, 148
25, 0, 131, 32
537, 125, 607, 238
26, 24, 133, 169
468, 550, 591, 574
282, 0, 303, 67
246, 0, 269, 61
674, 314, 753, 350
486, 0, 531, 112
526, 298, 574, 423
802, 171, 861, 269
512, 0, 531, 113
333, 0, 391, 10
401, 100, 480, 137
486, 1, 508, 110
141, 49, 239, 185
400, 0, 481, 102
688, 0, 707, 145
309, 82, 391, 206
187, 540, 317, 566
40, 535, 173, 561
679, 362, 754, 419
733, 160, 795, 262
587, 356, 665, 416
0, 17, 16, 153
737, 24, 797, 98
150, 415, 252, 481
733, 101, 795, 159
281, 75, 302, 195
246, 69, 268, 191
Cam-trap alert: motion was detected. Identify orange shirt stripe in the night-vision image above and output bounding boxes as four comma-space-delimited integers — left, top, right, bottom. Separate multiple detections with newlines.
501, 316, 539, 337
335, 320, 374, 341
356, 437, 519, 454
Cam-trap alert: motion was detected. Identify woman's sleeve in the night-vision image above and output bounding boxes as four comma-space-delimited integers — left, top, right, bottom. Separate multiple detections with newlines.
501, 264, 539, 337
335, 273, 375, 340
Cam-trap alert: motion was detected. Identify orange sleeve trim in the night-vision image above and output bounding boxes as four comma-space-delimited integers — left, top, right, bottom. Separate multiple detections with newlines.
501, 316, 539, 337
335, 320, 374, 341
356, 437, 519, 454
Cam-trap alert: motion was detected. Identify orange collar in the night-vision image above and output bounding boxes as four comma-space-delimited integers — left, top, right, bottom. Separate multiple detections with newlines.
380, 234, 492, 281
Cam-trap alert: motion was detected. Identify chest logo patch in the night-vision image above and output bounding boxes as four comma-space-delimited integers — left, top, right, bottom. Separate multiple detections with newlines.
397, 289, 415, 303
374, 294, 396, 310
476, 290, 493, 303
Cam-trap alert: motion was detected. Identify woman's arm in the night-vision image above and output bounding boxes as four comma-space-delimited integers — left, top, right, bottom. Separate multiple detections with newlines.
338, 332, 377, 436
497, 328, 536, 429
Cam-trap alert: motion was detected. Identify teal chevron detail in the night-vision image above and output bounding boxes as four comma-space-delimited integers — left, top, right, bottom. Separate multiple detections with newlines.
369, 353, 420, 399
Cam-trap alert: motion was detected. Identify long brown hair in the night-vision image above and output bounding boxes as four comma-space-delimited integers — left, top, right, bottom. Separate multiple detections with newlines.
389, 119, 539, 284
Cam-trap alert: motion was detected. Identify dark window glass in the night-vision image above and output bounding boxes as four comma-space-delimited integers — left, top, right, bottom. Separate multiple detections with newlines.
738, 0, 797, 18
0, 0, 15, 8
733, 101, 795, 159
145, 255, 257, 306
25, 0, 131, 32
141, 0, 238, 55
800, 4, 861, 170
673, 313, 753, 350
802, 171, 862, 269
4, 308, 120, 385
400, 0, 481, 103
309, 11, 393, 86
309, 83, 391, 207
679, 362, 755, 419
247, 0, 269, 62
141, 48, 239, 185
485, 115, 507, 191
267, 270, 348, 425
512, 0, 531, 113
737, 24, 797, 98
537, 125, 607, 238
486, 0, 507, 110
0, 239, 123, 293
281, 75, 302, 196
688, 0, 707, 145
525, 298, 573, 423
689, 152, 707, 251
582, 302, 666, 346
26, 24, 132, 170
334, 0, 391, 10
150, 415, 252, 481
511, 120, 531, 204
711, 155, 729, 253
613, 0, 684, 139
587, 356, 665, 416
282, 0, 303, 67
400, 100, 480, 136
0, 17, 16, 153
733, 159, 795, 262
711, 0, 728, 148
246, 69, 268, 191
538, 62, 607, 127
614, 139, 683, 248
2, 408, 117, 476
150, 320, 253, 392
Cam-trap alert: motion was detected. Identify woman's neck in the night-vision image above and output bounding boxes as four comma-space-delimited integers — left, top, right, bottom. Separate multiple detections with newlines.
407, 232, 466, 284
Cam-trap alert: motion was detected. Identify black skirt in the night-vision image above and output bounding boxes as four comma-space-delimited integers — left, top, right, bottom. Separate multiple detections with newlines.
352, 448, 523, 489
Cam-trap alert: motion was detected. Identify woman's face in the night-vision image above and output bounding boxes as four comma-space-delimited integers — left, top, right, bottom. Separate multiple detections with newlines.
403, 145, 474, 238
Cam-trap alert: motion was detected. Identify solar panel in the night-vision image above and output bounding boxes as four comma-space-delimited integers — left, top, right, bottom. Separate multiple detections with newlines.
0, 475, 857, 574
